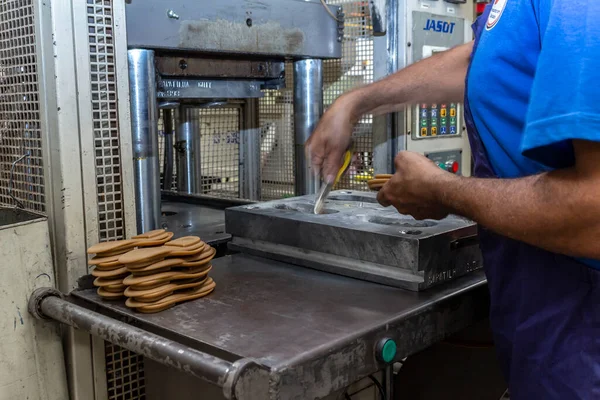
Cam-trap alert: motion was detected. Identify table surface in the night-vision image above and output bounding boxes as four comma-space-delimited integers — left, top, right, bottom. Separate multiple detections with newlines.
161, 200, 231, 245
74, 253, 487, 370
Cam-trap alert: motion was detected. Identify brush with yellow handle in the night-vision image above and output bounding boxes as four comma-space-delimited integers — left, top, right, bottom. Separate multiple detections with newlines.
313, 148, 353, 214
367, 174, 393, 191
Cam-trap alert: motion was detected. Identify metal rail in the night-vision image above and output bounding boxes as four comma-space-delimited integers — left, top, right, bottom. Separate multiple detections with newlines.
28, 288, 268, 400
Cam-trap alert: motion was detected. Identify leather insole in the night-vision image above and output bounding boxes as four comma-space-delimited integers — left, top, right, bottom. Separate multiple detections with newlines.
87, 230, 174, 256
133, 229, 169, 239
164, 236, 202, 248
118, 247, 173, 265
126, 258, 185, 273
125, 278, 216, 313
97, 287, 125, 300
124, 265, 212, 290
124, 277, 208, 303
91, 266, 128, 278
94, 276, 128, 287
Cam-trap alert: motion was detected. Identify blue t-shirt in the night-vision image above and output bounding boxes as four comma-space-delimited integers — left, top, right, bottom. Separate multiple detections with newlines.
467, 0, 600, 270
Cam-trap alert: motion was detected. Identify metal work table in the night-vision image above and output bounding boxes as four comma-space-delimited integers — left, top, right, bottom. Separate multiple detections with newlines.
59, 253, 489, 399
160, 193, 253, 246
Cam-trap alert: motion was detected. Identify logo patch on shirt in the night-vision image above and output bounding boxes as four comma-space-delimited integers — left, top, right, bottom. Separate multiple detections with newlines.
486, 0, 508, 30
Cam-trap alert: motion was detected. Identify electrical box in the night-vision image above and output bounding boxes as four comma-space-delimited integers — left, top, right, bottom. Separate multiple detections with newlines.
373, 0, 474, 177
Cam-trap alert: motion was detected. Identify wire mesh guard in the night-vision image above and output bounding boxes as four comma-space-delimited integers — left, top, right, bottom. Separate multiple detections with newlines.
88, 0, 126, 241
105, 342, 146, 400
0, 0, 45, 213
87, 1, 145, 398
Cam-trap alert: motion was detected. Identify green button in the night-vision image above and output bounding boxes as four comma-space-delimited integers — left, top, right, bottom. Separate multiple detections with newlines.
421, 119, 428, 127
438, 163, 445, 169
450, 117, 457, 125
440, 118, 447, 125
431, 119, 437, 127
381, 340, 397, 363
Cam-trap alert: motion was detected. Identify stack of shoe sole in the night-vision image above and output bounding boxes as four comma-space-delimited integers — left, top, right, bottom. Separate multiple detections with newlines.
88, 230, 174, 299
119, 236, 217, 313
367, 174, 392, 191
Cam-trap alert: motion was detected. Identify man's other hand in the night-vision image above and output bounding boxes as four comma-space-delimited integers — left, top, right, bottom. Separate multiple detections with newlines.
377, 151, 451, 220
305, 96, 355, 184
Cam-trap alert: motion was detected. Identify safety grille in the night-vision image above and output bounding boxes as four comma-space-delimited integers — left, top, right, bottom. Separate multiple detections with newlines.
0, 0, 45, 213
199, 107, 241, 197
105, 342, 146, 400
159, 106, 242, 198
87, 1, 145, 397
325, 0, 374, 191
87, 0, 126, 241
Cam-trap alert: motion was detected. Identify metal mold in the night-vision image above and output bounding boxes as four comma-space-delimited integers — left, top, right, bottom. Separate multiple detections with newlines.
225, 191, 483, 290
328, 194, 379, 204
368, 216, 437, 228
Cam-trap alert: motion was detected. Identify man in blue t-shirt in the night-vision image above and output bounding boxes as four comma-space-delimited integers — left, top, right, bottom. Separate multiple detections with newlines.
307, 0, 600, 398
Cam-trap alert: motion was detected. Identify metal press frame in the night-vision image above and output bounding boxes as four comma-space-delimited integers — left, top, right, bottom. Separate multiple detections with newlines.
126, 0, 342, 233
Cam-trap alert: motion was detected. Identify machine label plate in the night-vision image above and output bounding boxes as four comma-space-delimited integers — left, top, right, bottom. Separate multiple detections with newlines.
157, 79, 263, 99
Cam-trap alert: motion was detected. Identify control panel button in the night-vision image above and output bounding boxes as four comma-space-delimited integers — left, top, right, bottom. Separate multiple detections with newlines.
440, 108, 447, 117
450, 108, 456, 117
445, 160, 460, 174
450, 126, 457, 134
440, 126, 447, 135
431, 127, 438, 136
421, 127, 428, 137
377, 338, 397, 364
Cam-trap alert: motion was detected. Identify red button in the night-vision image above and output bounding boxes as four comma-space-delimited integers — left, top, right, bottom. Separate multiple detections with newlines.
451, 161, 459, 174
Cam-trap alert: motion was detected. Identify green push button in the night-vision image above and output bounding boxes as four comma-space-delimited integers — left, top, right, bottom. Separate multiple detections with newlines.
379, 339, 397, 364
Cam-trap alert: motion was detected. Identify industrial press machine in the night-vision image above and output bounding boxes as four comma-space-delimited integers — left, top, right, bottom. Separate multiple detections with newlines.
0, 0, 499, 399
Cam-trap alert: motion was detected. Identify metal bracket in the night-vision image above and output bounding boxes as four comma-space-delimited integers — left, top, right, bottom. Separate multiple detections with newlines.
28, 287, 63, 320
369, 0, 388, 36
9, 151, 30, 209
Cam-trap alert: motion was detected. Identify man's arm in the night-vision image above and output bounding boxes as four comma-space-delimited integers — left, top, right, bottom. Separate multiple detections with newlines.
306, 42, 473, 183
438, 140, 600, 259
348, 41, 473, 120
378, 140, 600, 259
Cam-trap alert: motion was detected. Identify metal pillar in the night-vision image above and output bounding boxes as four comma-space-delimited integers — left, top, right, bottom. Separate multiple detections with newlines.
240, 99, 261, 201
293, 59, 323, 196
128, 49, 161, 234
372, 0, 402, 174
176, 106, 203, 194
162, 109, 175, 191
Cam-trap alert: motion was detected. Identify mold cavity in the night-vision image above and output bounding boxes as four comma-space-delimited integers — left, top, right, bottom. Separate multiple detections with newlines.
162, 211, 177, 217
399, 230, 423, 235
328, 195, 378, 203
368, 216, 436, 228
273, 202, 339, 215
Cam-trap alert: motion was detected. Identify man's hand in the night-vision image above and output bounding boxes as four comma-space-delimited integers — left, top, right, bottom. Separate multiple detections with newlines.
305, 96, 355, 183
377, 151, 452, 220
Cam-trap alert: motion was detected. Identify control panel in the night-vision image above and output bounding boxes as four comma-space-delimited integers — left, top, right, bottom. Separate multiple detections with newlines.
373, 0, 473, 177
425, 149, 463, 175
406, 2, 472, 176
418, 102, 459, 138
